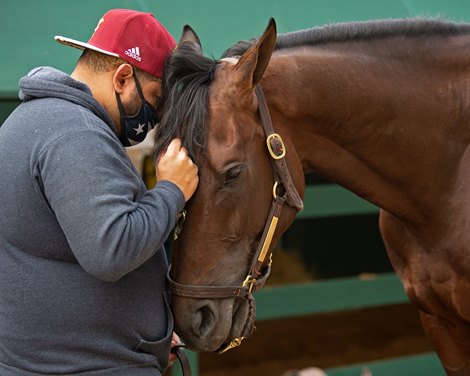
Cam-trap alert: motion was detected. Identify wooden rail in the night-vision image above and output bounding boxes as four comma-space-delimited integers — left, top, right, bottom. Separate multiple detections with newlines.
256, 273, 406, 320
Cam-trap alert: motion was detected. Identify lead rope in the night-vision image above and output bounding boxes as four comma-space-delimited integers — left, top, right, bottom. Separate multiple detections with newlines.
171, 344, 192, 376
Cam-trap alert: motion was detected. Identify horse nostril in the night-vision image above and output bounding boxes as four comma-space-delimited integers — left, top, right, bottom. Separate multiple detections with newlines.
193, 303, 216, 338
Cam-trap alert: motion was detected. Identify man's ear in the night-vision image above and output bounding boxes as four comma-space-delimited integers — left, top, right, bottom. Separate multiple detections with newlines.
112, 64, 134, 94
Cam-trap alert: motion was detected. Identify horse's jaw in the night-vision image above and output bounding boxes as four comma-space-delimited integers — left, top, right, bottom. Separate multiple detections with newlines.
172, 296, 252, 352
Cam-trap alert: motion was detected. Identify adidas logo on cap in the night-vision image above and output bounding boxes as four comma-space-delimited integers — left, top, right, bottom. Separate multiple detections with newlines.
125, 47, 141, 61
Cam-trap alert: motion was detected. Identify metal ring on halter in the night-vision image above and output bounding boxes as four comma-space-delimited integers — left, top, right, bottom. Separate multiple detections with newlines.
272, 181, 281, 200
242, 275, 257, 294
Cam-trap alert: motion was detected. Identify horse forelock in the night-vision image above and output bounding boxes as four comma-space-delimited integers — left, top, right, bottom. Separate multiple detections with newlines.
154, 43, 219, 163
222, 18, 470, 58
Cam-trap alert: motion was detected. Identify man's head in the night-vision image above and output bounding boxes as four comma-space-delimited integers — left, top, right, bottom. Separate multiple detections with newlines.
55, 9, 176, 145
55, 9, 175, 79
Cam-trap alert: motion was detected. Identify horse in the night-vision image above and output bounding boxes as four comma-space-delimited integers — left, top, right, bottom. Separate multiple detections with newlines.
154, 17, 470, 375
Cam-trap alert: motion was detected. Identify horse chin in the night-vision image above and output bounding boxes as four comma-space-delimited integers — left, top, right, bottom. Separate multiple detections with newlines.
172, 297, 251, 352
229, 298, 252, 340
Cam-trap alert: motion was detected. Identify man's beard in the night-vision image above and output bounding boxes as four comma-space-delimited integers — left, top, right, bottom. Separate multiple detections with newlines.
122, 90, 141, 117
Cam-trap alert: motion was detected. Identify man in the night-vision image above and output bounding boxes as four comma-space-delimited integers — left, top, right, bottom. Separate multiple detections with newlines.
0, 8, 198, 376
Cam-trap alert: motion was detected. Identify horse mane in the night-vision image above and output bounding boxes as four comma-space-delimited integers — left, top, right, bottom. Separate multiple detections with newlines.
222, 18, 470, 57
153, 42, 218, 162
155, 18, 470, 161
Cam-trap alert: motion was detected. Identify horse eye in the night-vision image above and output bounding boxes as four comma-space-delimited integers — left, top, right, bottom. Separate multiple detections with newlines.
225, 165, 242, 181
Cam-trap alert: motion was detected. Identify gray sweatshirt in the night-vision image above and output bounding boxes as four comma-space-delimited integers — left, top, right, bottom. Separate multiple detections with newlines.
0, 67, 185, 375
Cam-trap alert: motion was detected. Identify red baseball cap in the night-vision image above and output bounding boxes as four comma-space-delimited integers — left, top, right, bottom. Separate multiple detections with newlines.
55, 9, 176, 79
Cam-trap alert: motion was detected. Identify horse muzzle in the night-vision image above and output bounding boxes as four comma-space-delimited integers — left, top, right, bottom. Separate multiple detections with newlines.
171, 295, 255, 352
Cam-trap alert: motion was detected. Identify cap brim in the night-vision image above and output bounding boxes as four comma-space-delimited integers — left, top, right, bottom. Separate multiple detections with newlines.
54, 35, 119, 57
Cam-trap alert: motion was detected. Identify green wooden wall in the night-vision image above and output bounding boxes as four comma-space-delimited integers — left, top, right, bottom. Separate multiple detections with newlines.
2, 0, 470, 122
3, 2, 469, 374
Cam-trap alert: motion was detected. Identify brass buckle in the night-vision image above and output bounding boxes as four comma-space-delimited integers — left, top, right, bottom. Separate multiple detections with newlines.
266, 133, 286, 160
218, 337, 245, 354
242, 275, 257, 294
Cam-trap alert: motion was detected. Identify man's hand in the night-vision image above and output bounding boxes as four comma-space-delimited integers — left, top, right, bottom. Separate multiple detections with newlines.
156, 138, 199, 202
168, 332, 183, 369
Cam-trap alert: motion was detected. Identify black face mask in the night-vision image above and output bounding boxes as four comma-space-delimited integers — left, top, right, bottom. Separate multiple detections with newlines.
115, 74, 160, 147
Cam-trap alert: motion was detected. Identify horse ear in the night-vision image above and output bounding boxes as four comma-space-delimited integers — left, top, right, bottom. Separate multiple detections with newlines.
234, 18, 277, 89
179, 25, 203, 54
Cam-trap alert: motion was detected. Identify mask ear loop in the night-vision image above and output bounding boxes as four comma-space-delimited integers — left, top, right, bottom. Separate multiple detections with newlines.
114, 90, 130, 146
132, 73, 161, 127
132, 73, 145, 99
133, 70, 162, 113
133, 73, 157, 110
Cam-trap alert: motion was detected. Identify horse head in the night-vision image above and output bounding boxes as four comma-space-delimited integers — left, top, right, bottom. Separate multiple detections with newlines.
154, 19, 305, 352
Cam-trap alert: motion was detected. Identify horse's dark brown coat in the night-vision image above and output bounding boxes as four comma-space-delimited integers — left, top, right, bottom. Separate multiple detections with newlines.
160, 19, 470, 375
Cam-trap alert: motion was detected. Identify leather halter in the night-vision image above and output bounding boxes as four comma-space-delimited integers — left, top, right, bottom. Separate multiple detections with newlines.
167, 84, 304, 354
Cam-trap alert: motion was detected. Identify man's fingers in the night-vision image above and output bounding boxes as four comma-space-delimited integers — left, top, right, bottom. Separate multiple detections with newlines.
180, 146, 189, 157
166, 138, 182, 155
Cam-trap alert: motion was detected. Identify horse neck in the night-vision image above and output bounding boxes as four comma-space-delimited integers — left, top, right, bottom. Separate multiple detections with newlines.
262, 36, 470, 222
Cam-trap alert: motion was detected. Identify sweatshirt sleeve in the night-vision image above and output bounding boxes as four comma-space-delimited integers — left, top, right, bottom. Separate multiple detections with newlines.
35, 128, 185, 282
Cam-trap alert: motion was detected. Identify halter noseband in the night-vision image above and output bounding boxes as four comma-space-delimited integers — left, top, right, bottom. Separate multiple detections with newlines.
166, 85, 304, 354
